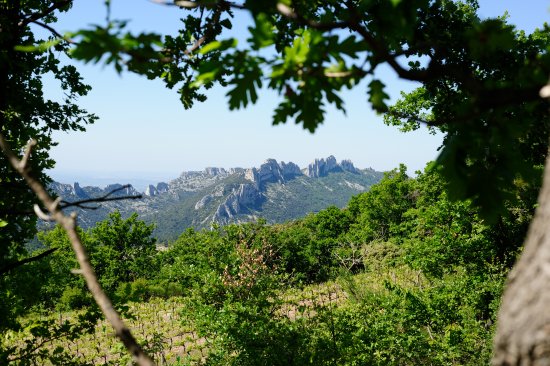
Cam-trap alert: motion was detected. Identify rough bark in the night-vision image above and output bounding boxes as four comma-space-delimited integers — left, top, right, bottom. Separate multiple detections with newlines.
493, 151, 550, 365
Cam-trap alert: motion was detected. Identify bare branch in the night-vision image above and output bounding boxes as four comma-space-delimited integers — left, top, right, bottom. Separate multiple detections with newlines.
58, 184, 142, 210
0, 133, 155, 366
30, 20, 76, 44
184, 36, 206, 56
276, 3, 349, 31
0, 248, 58, 276
20, 140, 36, 169
34, 204, 53, 221
60, 194, 142, 209
0, 193, 141, 216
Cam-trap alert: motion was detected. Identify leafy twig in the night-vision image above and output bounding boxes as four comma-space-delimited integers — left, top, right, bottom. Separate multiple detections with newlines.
0, 248, 58, 276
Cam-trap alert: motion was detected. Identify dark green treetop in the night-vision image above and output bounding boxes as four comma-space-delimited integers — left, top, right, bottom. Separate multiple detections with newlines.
0, 0, 96, 334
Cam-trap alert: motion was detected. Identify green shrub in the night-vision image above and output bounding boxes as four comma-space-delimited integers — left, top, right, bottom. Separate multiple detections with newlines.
58, 286, 90, 311
362, 241, 403, 270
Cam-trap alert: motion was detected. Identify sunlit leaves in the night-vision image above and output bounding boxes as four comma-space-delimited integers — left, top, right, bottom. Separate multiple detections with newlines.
248, 13, 275, 49
69, 23, 163, 74
15, 38, 62, 53
384, 87, 435, 133
199, 38, 237, 55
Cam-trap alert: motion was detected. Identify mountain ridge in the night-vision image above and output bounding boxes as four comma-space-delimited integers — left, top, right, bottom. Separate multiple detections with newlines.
49, 156, 384, 241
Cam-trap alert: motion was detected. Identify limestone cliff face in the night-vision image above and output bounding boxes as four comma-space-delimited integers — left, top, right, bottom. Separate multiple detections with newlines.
156, 182, 169, 193
145, 184, 158, 196
103, 183, 140, 197
340, 159, 360, 174
49, 182, 140, 198
204, 167, 227, 176
194, 184, 226, 210
213, 183, 262, 220
245, 159, 302, 188
303, 155, 360, 177
73, 182, 89, 198
144, 182, 169, 197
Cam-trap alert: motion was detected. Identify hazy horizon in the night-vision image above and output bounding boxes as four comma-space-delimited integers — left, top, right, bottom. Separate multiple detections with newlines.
44, 1, 548, 188
49, 154, 410, 192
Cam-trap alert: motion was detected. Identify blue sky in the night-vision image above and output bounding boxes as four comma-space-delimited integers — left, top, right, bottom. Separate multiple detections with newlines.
45, 1, 550, 189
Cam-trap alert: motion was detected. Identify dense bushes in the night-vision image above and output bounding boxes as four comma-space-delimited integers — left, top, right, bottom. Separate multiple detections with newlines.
18, 163, 531, 364
150, 165, 527, 364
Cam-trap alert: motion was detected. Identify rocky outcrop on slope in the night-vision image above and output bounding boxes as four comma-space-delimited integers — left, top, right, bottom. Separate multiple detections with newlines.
169, 168, 231, 192
145, 185, 158, 196
50, 182, 140, 199
73, 182, 89, 198
104, 183, 140, 197
194, 184, 227, 210
340, 159, 360, 174
156, 182, 169, 193
204, 167, 226, 176
214, 183, 263, 220
245, 159, 302, 188
303, 155, 360, 177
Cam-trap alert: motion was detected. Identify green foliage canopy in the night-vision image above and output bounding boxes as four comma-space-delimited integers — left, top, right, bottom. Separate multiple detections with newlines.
64, 0, 550, 219
0, 2, 96, 357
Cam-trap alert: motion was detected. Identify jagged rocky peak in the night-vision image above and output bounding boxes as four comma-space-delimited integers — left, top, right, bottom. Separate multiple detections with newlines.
280, 161, 302, 177
245, 159, 303, 188
49, 181, 85, 197
204, 167, 227, 176
303, 156, 360, 178
177, 170, 203, 180
156, 182, 169, 193
303, 155, 338, 178
104, 183, 140, 197
144, 184, 158, 197
257, 159, 285, 184
73, 182, 88, 198
229, 167, 244, 174
340, 159, 360, 174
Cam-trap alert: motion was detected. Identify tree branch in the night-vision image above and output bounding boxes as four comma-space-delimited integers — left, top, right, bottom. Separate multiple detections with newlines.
29, 20, 76, 44
59, 184, 142, 210
60, 195, 142, 210
275, 3, 432, 82
18, 0, 73, 27
276, 3, 349, 31
276, 3, 544, 112
0, 248, 58, 276
0, 194, 142, 215
0, 134, 155, 366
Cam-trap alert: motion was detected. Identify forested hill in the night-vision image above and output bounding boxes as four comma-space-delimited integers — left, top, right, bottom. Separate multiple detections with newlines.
48, 156, 383, 241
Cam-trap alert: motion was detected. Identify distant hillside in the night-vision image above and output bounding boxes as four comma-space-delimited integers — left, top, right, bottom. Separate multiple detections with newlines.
48, 156, 383, 242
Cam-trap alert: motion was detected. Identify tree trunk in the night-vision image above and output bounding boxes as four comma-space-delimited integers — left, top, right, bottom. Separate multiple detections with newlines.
493, 151, 550, 365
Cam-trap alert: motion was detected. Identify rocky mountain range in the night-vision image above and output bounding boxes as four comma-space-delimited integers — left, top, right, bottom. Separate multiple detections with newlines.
48, 156, 383, 242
